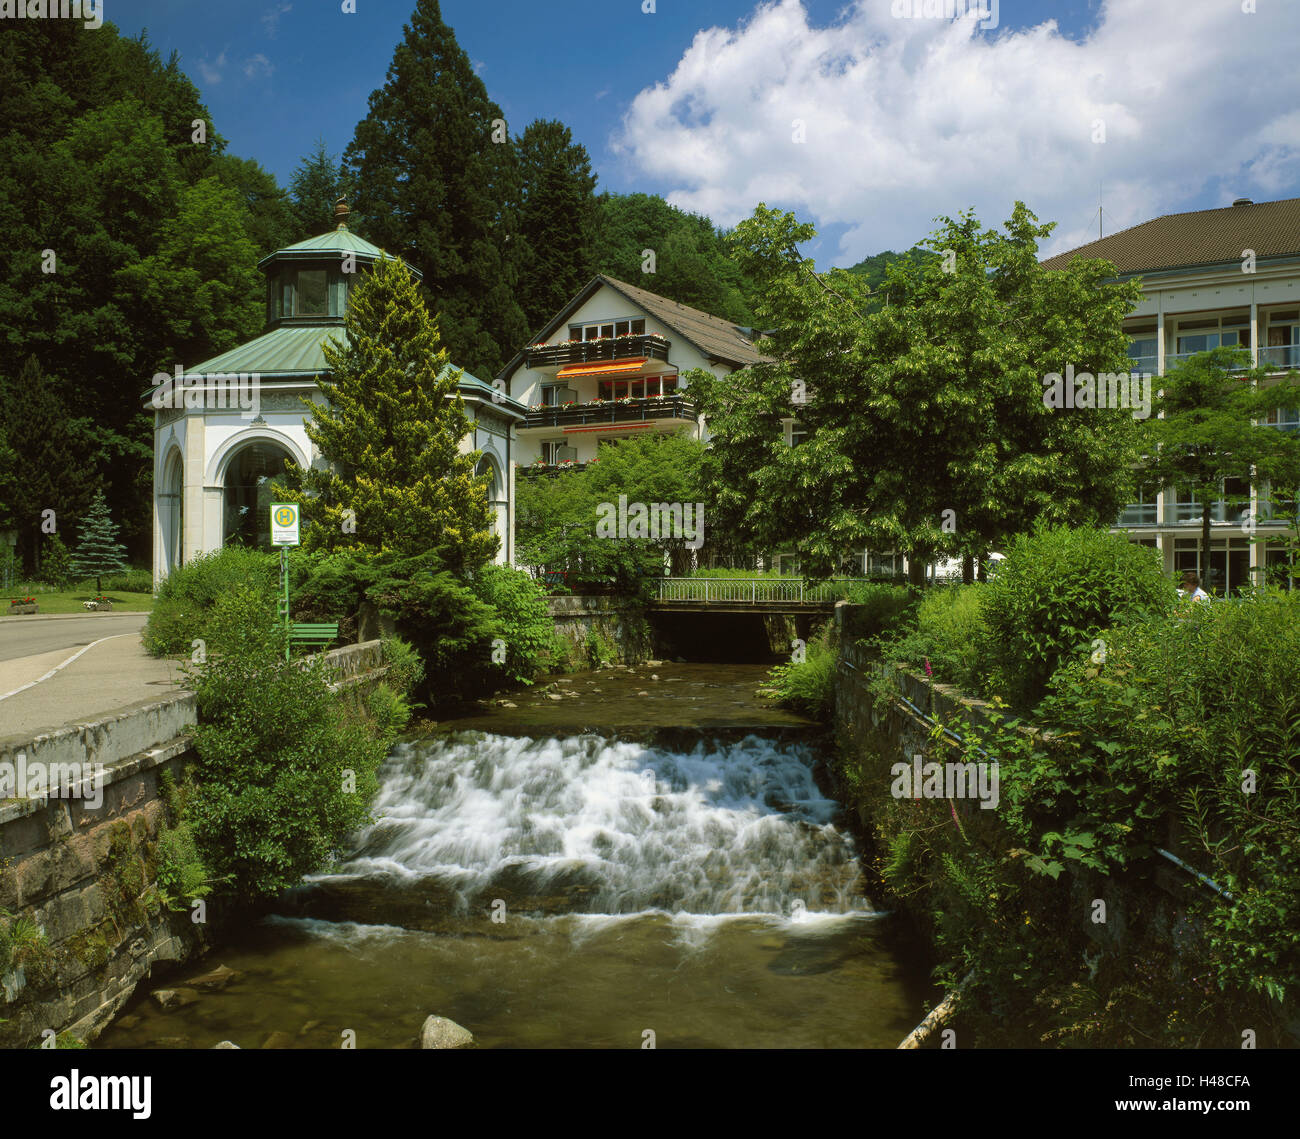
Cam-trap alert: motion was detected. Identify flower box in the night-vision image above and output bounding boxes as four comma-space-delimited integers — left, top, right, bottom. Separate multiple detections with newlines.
9, 600, 38, 614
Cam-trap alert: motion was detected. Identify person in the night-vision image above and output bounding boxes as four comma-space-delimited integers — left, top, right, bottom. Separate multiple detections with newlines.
1179, 571, 1210, 601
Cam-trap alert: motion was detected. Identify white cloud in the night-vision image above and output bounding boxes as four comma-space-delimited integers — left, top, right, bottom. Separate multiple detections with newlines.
613, 0, 1300, 264
197, 51, 227, 85
243, 54, 274, 80
262, 2, 291, 37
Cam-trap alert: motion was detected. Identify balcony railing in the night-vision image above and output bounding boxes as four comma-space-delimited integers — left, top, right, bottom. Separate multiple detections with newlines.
518, 460, 596, 478
1258, 345, 1300, 371
656, 577, 872, 603
523, 333, 671, 370
524, 394, 695, 430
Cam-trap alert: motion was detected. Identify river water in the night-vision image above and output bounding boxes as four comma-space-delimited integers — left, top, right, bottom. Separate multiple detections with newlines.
95, 663, 932, 1049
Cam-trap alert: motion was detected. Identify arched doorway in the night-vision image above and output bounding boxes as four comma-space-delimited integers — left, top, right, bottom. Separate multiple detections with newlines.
223, 442, 293, 550
160, 449, 184, 571
476, 454, 506, 555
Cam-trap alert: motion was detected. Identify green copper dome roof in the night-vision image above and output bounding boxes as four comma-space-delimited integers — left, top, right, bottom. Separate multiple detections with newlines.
256, 224, 419, 277
142, 324, 523, 414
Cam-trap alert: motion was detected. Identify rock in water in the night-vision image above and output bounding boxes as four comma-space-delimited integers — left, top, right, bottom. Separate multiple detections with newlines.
213, 1041, 240, 1049
421, 1015, 474, 1049
261, 1031, 295, 1049
187, 964, 239, 990
151, 987, 199, 1011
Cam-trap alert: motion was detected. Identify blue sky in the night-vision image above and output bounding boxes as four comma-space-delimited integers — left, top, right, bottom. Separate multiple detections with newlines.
108, 1, 1299, 267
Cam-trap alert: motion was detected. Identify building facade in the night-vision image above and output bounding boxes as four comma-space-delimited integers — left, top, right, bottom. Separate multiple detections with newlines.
1046, 195, 1300, 593
147, 205, 524, 584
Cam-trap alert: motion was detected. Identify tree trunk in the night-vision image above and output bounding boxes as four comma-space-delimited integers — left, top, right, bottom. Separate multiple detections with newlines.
977, 555, 988, 583
908, 552, 927, 588
962, 554, 974, 585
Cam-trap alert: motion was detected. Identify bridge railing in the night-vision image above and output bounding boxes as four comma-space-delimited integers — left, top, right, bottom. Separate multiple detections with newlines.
655, 577, 873, 603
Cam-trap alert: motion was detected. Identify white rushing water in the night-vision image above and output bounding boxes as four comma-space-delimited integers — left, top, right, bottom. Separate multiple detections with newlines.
318, 731, 873, 919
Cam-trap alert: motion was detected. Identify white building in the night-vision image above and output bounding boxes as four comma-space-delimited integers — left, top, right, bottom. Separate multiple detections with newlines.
1045, 195, 1300, 593
146, 204, 524, 584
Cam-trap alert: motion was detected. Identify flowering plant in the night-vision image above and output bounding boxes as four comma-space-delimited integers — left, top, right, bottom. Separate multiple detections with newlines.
10, 596, 35, 605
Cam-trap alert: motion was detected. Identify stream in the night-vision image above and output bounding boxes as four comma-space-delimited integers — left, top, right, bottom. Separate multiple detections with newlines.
94, 663, 933, 1048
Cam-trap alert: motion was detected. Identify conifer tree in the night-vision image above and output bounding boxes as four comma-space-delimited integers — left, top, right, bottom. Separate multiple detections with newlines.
70, 490, 128, 593
289, 139, 350, 243
344, 0, 528, 377
282, 256, 496, 569
516, 120, 598, 332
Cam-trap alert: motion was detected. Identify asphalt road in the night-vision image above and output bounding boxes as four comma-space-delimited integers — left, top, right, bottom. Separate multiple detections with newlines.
0, 612, 186, 742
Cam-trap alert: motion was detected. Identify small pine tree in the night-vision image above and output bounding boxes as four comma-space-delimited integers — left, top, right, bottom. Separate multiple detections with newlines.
70, 490, 128, 594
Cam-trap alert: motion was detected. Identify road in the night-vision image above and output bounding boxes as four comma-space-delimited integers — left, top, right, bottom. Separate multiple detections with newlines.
0, 613, 186, 742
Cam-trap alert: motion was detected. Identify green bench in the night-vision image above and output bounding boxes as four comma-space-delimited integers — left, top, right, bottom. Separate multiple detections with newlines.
288, 621, 339, 652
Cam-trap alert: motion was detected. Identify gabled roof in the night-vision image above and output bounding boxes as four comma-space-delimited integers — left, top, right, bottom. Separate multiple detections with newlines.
1040, 197, 1300, 276
498, 273, 770, 380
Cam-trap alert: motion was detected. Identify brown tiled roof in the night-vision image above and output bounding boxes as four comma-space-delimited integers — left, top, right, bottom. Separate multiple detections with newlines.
498, 274, 769, 380
1040, 197, 1300, 275
596, 275, 768, 366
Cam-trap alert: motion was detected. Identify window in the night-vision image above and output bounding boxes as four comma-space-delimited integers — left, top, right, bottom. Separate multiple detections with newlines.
541, 440, 575, 464
1175, 478, 1250, 523
1266, 311, 1300, 369
570, 318, 646, 341
789, 422, 808, 447
541, 384, 575, 406
1266, 406, 1300, 432
1175, 314, 1250, 357
1127, 325, 1157, 371
277, 268, 334, 318
1117, 489, 1157, 525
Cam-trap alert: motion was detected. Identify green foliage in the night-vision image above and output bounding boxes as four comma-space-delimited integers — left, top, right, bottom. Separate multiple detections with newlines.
976, 525, 1177, 710
516, 120, 598, 332
839, 583, 919, 639
93, 567, 154, 593
39, 534, 73, 589
766, 621, 836, 719
380, 635, 425, 700
288, 138, 350, 243
470, 563, 559, 684
277, 255, 497, 570
516, 433, 707, 590
344, 0, 528, 378
144, 546, 278, 656
185, 587, 392, 900
875, 584, 985, 690
154, 822, 212, 911
584, 627, 616, 667
700, 202, 1145, 577
592, 192, 756, 324
0, 909, 53, 986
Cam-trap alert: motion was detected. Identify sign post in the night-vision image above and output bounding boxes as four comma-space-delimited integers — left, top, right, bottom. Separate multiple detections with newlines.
270, 503, 300, 660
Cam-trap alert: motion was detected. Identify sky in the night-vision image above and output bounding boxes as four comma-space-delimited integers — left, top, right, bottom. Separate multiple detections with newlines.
106, 0, 1300, 269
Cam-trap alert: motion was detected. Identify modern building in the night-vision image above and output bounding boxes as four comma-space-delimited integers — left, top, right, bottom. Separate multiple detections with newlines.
1044, 195, 1300, 593
145, 203, 525, 584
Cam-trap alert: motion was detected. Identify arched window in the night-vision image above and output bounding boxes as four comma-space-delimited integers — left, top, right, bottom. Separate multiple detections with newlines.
160, 450, 184, 570
475, 455, 500, 502
222, 443, 292, 550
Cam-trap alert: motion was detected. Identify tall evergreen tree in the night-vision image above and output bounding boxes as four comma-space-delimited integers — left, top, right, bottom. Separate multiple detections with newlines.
289, 139, 350, 243
344, 0, 528, 378
70, 489, 129, 593
279, 256, 496, 570
515, 120, 597, 332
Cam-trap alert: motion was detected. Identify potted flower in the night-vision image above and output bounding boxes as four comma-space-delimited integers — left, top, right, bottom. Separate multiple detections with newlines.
8, 596, 38, 614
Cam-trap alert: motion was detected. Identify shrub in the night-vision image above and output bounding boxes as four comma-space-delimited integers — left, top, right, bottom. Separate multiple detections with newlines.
873, 584, 986, 690
470, 563, 560, 685
94, 568, 153, 593
39, 536, 73, 589
766, 621, 836, 719
144, 547, 278, 656
976, 526, 1176, 710
185, 586, 391, 900
840, 583, 919, 640
154, 822, 213, 910
380, 635, 424, 699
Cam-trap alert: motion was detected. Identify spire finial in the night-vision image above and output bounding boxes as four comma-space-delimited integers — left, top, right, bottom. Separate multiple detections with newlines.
334, 197, 349, 229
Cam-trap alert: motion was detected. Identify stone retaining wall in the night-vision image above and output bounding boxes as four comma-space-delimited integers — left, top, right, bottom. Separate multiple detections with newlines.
546, 595, 652, 665
0, 640, 387, 1048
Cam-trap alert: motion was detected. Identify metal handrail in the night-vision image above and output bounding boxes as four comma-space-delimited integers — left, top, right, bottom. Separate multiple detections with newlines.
656, 577, 872, 603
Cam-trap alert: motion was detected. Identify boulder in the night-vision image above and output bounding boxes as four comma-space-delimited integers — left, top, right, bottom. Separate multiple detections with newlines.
213, 1041, 240, 1049
151, 987, 199, 1011
420, 1014, 474, 1049
186, 964, 239, 991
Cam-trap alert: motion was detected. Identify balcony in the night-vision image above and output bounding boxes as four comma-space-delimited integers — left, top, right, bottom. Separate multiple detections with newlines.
523, 333, 670, 371
518, 460, 596, 478
523, 394, 696, 431
1258, 345, 1300, 372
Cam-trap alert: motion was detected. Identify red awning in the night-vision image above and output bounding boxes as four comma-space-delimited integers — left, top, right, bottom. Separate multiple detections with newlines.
556, 358, 648, 380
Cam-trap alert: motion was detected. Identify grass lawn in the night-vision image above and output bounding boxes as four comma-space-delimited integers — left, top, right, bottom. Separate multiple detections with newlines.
1, 589, 155, 615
